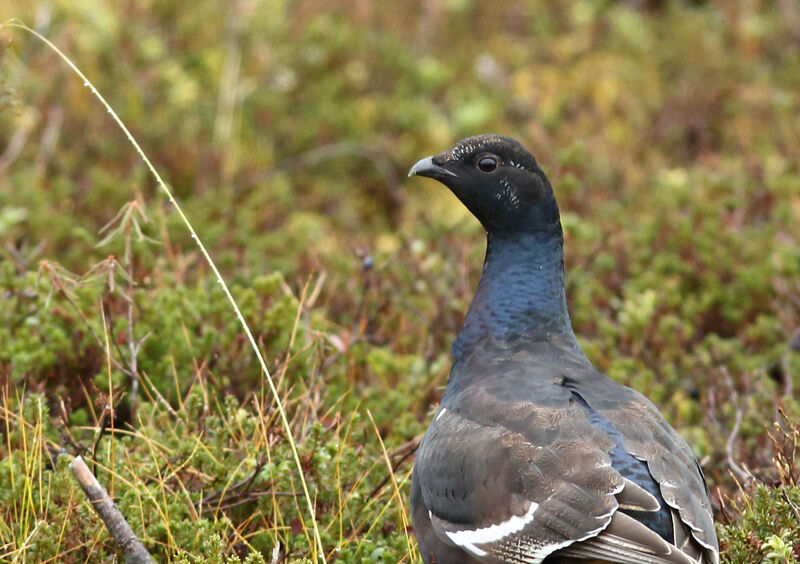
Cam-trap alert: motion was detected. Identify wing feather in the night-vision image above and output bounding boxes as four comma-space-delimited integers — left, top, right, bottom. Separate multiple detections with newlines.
413, 354, 719, 564
557, 511, 699, 563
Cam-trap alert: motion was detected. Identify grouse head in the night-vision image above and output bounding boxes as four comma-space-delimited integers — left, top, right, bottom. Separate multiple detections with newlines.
408, 134, 560, 234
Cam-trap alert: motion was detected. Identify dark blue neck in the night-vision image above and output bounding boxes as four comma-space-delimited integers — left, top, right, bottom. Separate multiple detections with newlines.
452, 227, 578, 362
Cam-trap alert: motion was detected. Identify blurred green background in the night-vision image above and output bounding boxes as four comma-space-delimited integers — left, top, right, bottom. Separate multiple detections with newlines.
1, 1, 799, 562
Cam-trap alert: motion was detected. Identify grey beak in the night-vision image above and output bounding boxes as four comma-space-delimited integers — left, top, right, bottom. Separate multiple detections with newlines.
408, 156, 458, 179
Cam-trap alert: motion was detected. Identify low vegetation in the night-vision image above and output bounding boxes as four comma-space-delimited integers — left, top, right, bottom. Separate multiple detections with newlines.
1, 1, 799, 562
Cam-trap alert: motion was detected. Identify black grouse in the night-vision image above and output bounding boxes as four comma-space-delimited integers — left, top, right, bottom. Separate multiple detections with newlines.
407, 135, 719, 564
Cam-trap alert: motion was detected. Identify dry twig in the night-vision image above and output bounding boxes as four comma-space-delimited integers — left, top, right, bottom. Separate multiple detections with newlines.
69, 456, 153, 563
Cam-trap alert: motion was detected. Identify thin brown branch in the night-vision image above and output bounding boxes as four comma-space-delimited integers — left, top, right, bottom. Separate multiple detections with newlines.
202, 490, 297, 514
127, 280, 139, 420
56, 397, 89, 456
200, 458, 267, 508
725, 402, 749, 484
102, 298, 135, 376
61, 290, 132, 377
138, 370, 178, 418
368, 435, 420, 499
91, 403, 111, 471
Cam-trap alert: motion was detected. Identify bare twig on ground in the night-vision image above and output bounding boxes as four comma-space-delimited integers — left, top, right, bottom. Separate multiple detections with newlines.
199, 458, 268, 510
69, 456, 153, 564
368, 435, 420, 499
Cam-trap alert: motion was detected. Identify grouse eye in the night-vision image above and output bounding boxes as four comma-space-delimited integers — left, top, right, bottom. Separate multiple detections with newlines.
477, 156, 498, 173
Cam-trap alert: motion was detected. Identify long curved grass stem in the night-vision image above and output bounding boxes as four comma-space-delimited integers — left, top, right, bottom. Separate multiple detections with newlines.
2, 20, 326, 562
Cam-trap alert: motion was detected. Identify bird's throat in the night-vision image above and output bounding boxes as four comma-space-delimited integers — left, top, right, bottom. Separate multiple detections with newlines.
452, 229, 578, 362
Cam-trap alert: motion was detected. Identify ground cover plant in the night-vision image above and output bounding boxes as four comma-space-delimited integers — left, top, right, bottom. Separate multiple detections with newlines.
1, 1, 799, 562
